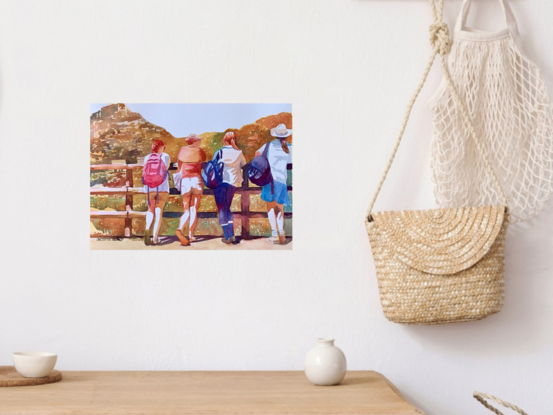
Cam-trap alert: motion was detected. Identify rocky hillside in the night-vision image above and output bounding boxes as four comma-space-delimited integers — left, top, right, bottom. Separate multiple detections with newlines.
90, 103, 183, 164
90, 103, 293, 166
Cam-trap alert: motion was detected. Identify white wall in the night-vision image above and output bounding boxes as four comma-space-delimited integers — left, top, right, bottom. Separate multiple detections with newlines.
1, 0, 552, 413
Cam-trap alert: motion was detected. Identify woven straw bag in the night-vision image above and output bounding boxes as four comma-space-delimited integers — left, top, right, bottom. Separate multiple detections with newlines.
474, 392, 528, 415
365, 0, 509, 325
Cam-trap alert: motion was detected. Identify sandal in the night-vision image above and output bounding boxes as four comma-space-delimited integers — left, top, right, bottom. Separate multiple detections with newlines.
175, 229, 190, 246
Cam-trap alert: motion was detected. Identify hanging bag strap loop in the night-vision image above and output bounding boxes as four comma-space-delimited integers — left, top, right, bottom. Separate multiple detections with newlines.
366, 0, 508, 222
453, 0, 521, 45
473, 392, 529, 415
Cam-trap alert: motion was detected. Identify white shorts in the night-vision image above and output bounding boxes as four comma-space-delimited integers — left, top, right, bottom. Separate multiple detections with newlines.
181, 176, 204, 195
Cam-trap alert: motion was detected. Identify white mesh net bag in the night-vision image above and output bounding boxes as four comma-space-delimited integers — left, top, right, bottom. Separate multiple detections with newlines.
429, 0, 553, 222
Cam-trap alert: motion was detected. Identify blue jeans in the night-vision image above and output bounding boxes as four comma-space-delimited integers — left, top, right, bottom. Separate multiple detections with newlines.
214, 183, 237, 236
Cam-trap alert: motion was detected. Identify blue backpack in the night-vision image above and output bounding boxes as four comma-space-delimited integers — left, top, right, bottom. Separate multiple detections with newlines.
202, 150, 224, 189
248, 141, 274, 193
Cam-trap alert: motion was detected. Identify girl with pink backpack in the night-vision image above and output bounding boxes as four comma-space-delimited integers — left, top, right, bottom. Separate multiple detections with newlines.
142, 139, 170, 246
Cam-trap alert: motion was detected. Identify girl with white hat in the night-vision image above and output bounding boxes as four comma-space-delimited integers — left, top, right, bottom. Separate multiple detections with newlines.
255, 123, 292, 244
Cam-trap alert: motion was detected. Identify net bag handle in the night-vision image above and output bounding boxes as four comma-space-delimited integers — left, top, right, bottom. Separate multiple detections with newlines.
366, 0, 508, 222
474, 392, 529, 415
453, 0, 521, 45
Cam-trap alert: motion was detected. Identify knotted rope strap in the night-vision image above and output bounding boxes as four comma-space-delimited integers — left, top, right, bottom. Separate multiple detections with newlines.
474, 392, 529, 415
366, 0, 508, 221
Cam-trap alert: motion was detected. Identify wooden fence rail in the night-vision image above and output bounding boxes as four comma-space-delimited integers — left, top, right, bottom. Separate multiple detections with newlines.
90, 162, 292, 239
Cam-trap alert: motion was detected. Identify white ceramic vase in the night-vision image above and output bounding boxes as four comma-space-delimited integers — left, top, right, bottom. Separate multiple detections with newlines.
304, 338, 347, 386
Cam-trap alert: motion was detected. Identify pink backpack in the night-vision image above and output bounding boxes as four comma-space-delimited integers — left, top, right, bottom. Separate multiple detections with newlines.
142, 153, 168, 204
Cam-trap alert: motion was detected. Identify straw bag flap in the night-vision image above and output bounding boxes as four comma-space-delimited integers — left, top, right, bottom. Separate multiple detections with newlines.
368, 205, 505, 275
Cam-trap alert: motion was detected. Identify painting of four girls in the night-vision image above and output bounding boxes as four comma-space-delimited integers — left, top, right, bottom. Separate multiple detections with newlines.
142, 124, 292, 247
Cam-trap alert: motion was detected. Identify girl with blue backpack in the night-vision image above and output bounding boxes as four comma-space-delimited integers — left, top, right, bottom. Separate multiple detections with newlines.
214, 132, 246, 244
255, 124, 292, 245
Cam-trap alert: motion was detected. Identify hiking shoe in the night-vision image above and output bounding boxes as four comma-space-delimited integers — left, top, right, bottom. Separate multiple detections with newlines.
268, 235, 279, 243
279, 235, 286, 245
144, 229, 152, 246
175, 229, 190, 246
221, 237, 233, 244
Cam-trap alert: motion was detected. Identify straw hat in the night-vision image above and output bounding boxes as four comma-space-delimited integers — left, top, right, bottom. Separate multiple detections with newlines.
185, 134, 202, 144
271, 123, 292, 138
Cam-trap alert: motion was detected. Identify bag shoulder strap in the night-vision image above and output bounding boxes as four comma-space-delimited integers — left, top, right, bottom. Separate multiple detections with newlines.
473, 392, 528, 415
366, 0, 507, 222
262, 141, 271, 158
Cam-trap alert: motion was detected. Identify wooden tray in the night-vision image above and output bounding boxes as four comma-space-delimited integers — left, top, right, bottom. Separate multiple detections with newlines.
0, 366, 62, 387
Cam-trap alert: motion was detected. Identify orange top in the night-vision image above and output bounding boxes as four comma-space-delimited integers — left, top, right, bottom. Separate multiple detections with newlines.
178, 146, 206, 178
181, 163, 202, 177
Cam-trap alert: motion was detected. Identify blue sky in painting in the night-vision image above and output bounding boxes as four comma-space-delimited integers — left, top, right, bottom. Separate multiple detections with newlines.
90, 103, 292, 137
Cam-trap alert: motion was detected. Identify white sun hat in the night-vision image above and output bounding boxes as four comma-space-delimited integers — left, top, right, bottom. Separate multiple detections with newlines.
271, 123, 292, 138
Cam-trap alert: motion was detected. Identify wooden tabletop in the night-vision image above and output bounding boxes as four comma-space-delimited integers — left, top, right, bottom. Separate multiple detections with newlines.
0, 371, 424, 415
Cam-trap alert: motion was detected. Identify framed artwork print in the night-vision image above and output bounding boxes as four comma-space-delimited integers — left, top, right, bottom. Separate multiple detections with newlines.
90, 103, 293, 250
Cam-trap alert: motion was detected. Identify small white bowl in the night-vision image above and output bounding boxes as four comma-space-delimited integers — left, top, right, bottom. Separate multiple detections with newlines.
12, 352, 57, 378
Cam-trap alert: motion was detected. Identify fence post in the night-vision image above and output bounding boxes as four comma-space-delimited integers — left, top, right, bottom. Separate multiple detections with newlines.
241, 166, 251, 239
124, 168, 134, 237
